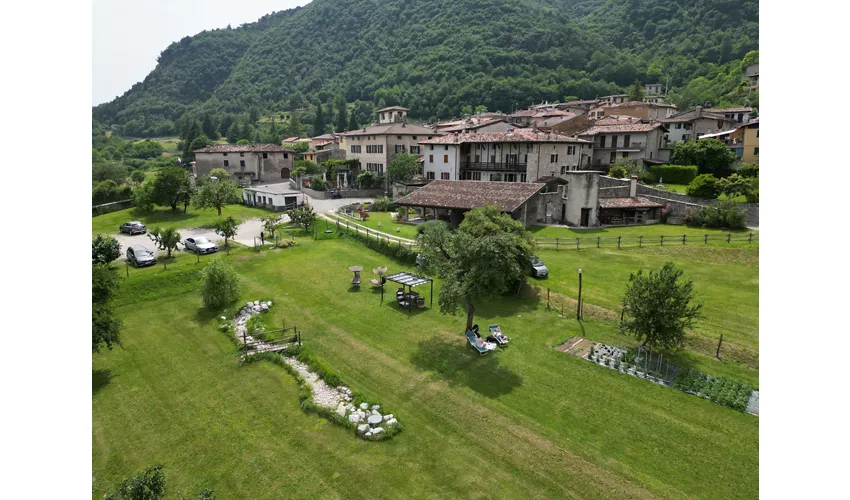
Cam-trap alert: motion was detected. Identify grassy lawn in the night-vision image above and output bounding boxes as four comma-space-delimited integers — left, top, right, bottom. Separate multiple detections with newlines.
534, 244, 759, 378
529, 224, 757, 239
330, 211, 420, 240
92, 204, 276, 235
93, 237, 758, 499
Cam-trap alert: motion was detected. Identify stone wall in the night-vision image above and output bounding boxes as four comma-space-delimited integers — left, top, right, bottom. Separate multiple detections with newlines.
598, 186, 630, 198
92, 199, 132, 216
598, 176, 629, 188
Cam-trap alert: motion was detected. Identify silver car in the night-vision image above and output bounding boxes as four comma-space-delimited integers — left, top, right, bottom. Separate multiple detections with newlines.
127, 245, 157, 267
184, 236, 218, 254
530, 255, 548, 278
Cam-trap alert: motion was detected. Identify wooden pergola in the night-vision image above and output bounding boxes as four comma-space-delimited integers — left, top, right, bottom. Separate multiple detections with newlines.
385, 271, 433, 316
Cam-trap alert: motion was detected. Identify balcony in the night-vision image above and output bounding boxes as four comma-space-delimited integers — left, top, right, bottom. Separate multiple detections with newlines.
460, 161, 527, 172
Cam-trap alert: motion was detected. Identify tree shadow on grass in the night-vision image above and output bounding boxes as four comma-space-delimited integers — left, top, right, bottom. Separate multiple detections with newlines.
93, 368, 112, 396
409, 336, 522, 398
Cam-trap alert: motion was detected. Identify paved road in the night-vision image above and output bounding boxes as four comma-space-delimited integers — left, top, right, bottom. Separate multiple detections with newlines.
112, 194, 377, 260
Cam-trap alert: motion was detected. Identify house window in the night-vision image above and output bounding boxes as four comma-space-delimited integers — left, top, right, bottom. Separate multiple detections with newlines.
567, 146, 576, 155
284, 153, 288, 159
240, 160, 245, 167
490, 173, 503, 181
430, 145, 434, 150
560, 166, 566, 174
717, 121, 723, 129
472, 172, 481, 180
611, 135, 618, 148
754, 147, 759, 156
427, 171, 435, 180
410, 145, 420, 154
429, 155, 434, 162
676, 123, 682, 129
599, 136, 606, 148
520, 174, 527, 182
505, 173, 517, 182
428, 136, 432, 139
445, 145, 449, 150
443, 155, 448, 163
623, 135, 630, 147
397, 136, 402, 139
222, 153, 228, 156
262, 152, 268, 159
223, 160, 229, 167
683, 134, 691, 141
550, 154, 558, 163
240, 153, 245, 157
622, 152, 629, 158
441, 172, 450, 180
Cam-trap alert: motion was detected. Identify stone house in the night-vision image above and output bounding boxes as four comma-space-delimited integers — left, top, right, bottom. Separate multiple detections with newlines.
193, 144, 294, 185
706, 107, 754, 125
302, 132, 344, 164
418, 129, 592, 183
662, 107, 737, 143
702, 119, 759, 162
435, 117, 514, 134
376, 106, 409, 124
535, 114, 595, 136
589, 101, 678, 121
338, 121, 439, 176
578, 122, 671, 170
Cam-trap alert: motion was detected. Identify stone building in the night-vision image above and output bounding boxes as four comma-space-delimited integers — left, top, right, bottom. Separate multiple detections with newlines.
338, 122, 439, 176
578, 122, 671, 170
419, 129, 592, 183
662, 107, 737, 143
193, 144, 294, 185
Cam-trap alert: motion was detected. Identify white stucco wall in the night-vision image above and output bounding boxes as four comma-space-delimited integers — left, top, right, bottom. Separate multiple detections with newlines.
423, 143, 460, 180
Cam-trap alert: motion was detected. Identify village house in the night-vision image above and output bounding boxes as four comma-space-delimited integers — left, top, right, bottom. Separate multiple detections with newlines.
376, 106, 410, 124
338, 121, 439, 176
578, 121, 670, 169
706, 107, 753, 124
534, 113, 595, 136
701, 119, 759, 162
600, 94, 630, 105
746, 63, 759, 91
645, 83, 665, 95
661, 106, 737, 143
193, 144, 294, 185
302, 132, 344, 164
241, 184, 304, 212
419, 128, 592, 183
553, 99, 601, 115
434, 117, 514, 134
508, 108, 540, 127
588, 101, 678, 121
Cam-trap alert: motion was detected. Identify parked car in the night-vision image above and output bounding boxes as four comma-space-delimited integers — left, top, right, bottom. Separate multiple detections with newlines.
530, 255, 548, 278
127, 245, 157, 267
184, 236, 218, 254
119, 221, 147, 235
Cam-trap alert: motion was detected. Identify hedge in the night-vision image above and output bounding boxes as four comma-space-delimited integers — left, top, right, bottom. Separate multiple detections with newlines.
647, 164, 698, 185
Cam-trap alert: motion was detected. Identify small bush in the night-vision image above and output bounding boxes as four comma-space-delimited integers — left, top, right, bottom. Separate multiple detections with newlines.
309, 177, 327, 191
200, 257, 241, 310
648, 164, 698, 185
736, 162, 759, 178
684, 199, 746, 229
246, 315, 269, 340
686, 174, 720, 198
608, 165, 629, 179
372, 196, 391, 211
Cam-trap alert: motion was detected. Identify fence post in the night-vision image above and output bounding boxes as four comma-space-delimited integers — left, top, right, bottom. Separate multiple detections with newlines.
597, 236, 600, 248
727, 233, 732, 244
660, 235, 664, 246
556, 238, 559, 251
125, 261, 129, 278
639, 235, 642, 248
716, 334, 724, 359
366, 228, 370, 239
617, 236, 621, 249
682, 234, 686, 245
749, 233, 753, 244
705, 234, 708, 244
576, 237, 580, 251
547, 288, 550, 310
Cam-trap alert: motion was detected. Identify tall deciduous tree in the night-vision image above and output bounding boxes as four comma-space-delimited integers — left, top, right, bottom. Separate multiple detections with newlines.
619, 262, 702, 350
151, 167, 191, 212
672, 138, 737, 176
194, 178, 240, 215
214, 216, 239, 246
92, 234, 121, 265
418, 205, 533, 331
93, 263, 122, 353
148, 227, 182, 257
387, 152, 420, 182
286, 206, 315, 232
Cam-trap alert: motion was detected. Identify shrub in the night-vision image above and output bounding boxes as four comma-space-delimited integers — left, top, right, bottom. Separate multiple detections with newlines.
686, 174, 719, 198
684, 200, 746, 229
92, 234, 121, 264
309, 177, 327, 191
246, 315, 269, 340
648, 164, 698, 185
200, 257, 241, 310
372, 196, 391, 211
736, 162, 759, 178
416, 219, 448, 236
608, 165, 629, 179
356, 171, 375, 188
639, 172, 657, 184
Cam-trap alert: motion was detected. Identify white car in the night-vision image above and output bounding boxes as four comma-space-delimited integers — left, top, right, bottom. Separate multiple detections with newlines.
183, 236, 218, 254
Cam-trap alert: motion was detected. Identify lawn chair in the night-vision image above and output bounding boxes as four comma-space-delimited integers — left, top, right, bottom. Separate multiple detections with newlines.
488, 324, 510, 347
465, 330, 496, 355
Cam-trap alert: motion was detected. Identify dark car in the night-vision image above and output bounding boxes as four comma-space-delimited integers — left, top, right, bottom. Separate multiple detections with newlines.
184, 236, 218, 254
530, 255, 549, 278
119, 221, 147, 235
127, 245, 157, 267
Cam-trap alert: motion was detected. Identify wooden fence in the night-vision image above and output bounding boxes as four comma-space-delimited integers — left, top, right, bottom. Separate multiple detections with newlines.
534, 232, 758, 250
326, 215, 420, 251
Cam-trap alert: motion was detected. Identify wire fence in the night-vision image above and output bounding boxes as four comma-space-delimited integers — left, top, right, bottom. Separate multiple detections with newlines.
534, 232, 758, 250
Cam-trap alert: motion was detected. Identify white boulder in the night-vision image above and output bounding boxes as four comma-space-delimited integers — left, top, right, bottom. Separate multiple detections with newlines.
336, 403, 347, 417
359, 402, 369, 410
386, 418, 398, 426
371, 405, 380, 411
348, 414, 361, 423
357, 424, 370, 434
372, 427, 385, 435
367, 414, 383, 426
382, 414, 393, 421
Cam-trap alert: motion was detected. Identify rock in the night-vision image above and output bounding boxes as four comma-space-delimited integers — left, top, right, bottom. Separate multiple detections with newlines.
336, 403, 347, 417
247, 301, 254, 307
357, 424, 370, 434
372, 412, 382, 420
383, 414, 393, 421
359, 403, 369, 410
372, 427, 385, 435
367, 414, 383, 426
220, 316, 227, 321
371, 405, 380, 411
386, 418, 397, 426
348, 414, 361, 423
260, 304, 269, 312
267, 301, 273, 306
365, 431, 372, 437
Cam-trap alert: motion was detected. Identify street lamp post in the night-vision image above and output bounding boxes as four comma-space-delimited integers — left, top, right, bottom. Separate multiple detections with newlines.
577, 268, 583, 320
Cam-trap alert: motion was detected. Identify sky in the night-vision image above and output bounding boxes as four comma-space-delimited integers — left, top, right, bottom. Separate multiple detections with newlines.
92, 0, 310, 106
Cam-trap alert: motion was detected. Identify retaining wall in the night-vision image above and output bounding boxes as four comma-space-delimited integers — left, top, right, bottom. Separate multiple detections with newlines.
92, 199, 132, 216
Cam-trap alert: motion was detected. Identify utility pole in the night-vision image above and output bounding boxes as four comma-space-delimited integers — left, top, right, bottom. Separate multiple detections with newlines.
576, 268, 583, 320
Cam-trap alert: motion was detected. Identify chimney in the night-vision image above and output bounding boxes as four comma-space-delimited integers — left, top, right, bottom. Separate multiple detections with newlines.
695, 106, 703, 118
629, 175, 637, 198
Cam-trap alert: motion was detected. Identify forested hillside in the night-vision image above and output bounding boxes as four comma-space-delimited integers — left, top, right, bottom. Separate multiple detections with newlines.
93, 0, 758, 138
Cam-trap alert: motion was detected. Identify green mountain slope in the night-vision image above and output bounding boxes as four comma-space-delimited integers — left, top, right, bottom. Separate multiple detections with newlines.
93, 0, 758, 137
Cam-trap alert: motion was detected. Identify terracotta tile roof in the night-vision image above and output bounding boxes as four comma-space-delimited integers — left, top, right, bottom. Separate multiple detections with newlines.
706, 107, 753, 114
559, 99, 600, 107
376, 106, 409, 112
419, 129, 591, 144
578, 122, 665, 135
394, 180, 545, 213
533, 109, 573, 118
194, 144, 292, 153
662, 109, 730, 123
282, 137, 307, 143
599, 197, 665, 209
594, 115, 642, 126
310, 133, 338, 141
510, 109, 540, 117
604, 101, 665, 109
439, 118, 509, 132
339, 122, 438, 137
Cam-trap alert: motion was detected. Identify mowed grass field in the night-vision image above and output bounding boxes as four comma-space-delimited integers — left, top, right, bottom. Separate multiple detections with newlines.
329, 211, 420, 239
93, 236, 758, 499
92, 203, 275, 236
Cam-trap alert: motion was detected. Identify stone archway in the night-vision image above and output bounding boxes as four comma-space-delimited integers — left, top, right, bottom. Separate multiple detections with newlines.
280, 167, 291, 180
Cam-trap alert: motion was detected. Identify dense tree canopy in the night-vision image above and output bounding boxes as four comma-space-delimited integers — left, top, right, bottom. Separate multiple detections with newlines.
93, 0, 758, 137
